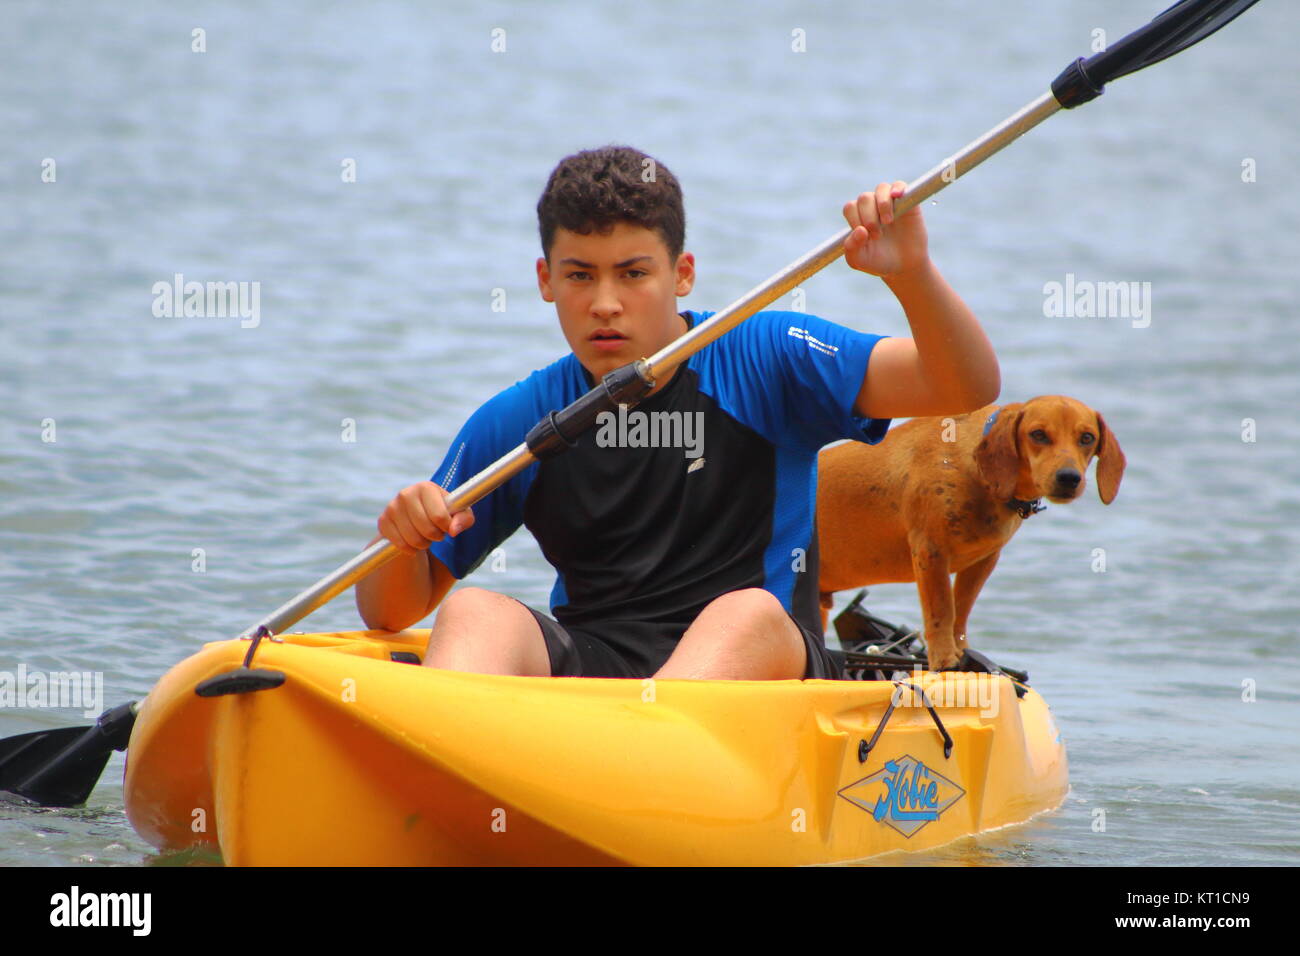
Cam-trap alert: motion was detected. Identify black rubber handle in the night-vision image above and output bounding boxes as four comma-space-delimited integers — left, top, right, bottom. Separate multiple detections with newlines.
526, 361, 655, 460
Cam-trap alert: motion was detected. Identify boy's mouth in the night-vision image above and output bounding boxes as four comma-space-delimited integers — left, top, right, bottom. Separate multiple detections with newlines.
589, 328, 628, 352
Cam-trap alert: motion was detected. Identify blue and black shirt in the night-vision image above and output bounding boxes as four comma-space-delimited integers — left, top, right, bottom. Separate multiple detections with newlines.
429, 309, 890, 673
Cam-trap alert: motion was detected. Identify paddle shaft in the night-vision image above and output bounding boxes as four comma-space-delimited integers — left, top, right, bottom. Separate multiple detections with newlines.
238, 92, 1063, 641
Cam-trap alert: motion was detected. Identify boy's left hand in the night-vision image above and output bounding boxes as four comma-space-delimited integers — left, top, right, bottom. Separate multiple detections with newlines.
842, 181, 929, 279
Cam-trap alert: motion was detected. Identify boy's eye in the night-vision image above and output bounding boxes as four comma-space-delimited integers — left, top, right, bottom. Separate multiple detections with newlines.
564, 268, 647, 280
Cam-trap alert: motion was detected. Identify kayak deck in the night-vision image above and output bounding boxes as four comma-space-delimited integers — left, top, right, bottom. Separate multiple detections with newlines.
123, 629, 1067, 866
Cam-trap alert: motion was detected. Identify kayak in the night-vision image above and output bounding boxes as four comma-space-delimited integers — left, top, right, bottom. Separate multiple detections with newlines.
122, 626, 1068, 865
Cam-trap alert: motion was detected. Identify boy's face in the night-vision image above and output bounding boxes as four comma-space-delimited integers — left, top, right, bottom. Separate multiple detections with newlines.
537, 222, 695, 388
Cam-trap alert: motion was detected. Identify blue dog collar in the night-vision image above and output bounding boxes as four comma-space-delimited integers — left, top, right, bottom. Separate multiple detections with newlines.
983, 408, 1000, 435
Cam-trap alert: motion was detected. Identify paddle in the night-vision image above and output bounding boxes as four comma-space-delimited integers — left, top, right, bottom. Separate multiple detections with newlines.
1, 0, 1259, 807
0, 702, 137, 807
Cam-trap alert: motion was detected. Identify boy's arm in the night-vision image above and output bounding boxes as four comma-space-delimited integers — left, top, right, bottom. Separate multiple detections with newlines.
843, 181, 1001, 420
355, 372, 543, 632
355, 480, 471, 632
355, 537, 458, 632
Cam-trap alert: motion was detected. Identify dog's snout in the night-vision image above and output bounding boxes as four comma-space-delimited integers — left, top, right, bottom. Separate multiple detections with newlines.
1054, 469, 1082, 490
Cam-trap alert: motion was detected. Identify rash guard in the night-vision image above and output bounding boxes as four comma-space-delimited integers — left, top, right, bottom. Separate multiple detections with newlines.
428, 309, 890, 673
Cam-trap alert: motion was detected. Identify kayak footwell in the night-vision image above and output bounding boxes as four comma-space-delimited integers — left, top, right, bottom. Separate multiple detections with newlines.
124, 630, 1068, 866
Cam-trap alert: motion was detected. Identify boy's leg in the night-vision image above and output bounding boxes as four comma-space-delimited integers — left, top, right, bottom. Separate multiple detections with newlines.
421, 587, 552, 676
653, 588, 808, 680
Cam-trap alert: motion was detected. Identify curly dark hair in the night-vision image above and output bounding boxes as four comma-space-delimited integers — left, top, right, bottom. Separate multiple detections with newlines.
537, 145, 685, 262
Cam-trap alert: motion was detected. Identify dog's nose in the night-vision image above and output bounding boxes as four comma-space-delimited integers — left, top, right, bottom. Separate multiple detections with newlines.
1055, 469, 1082, 491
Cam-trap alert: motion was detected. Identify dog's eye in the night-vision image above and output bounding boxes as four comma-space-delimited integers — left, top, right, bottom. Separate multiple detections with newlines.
1029, 429, 1049, 444
1080, 432, 1096, 446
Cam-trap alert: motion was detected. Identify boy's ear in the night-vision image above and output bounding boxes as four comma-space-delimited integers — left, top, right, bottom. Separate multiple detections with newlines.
536, 257, 555, 302
675, 251, 695, 297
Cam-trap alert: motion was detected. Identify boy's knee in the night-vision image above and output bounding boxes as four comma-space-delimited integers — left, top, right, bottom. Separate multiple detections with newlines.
437, 586, 521, 622
701, 589, 801, 655
671, 588, 805, 679
425, 587, 548, 674
706, 588, 787, 627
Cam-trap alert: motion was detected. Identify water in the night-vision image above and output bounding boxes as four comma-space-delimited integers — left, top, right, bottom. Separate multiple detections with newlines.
2, 0, 1297, 866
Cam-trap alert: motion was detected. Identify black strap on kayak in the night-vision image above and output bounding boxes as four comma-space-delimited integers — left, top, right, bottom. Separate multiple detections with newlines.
241, 624, 270, 668
833, 590, 921, 654
840, 649, 927, 672
953, 647, 1030, 698
858, 680, 954, 763
834, 592, 1032, 688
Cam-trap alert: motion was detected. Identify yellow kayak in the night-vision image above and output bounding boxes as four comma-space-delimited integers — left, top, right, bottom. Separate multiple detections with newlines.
123, 628, 1067, 866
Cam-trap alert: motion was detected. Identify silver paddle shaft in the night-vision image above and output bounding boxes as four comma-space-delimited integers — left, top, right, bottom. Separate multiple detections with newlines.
237, 89, 1062, 641
646, 91, 1061, 375
236, 447, 533, 639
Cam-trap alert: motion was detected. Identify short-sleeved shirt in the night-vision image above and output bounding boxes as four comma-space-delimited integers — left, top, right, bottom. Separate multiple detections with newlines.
428, 309, 891, 674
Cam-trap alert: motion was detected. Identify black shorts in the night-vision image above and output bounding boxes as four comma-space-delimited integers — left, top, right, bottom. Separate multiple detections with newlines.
517, 601, 843, 680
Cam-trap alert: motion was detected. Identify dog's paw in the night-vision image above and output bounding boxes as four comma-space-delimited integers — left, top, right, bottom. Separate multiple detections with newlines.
927, 644, 962, 671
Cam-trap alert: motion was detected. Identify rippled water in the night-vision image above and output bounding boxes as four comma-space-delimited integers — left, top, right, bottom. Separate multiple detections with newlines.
2, 0, 1297, 866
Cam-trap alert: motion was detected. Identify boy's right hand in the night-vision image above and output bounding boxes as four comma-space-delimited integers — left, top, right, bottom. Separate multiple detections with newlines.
377, 481, 475, 555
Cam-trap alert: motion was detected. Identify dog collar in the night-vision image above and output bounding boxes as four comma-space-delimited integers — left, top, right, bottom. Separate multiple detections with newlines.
1009, 497, 1046, 519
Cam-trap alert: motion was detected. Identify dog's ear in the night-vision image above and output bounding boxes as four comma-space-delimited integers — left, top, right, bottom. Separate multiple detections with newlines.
1094, 411, 1126, 504
975, 403, 1025, 501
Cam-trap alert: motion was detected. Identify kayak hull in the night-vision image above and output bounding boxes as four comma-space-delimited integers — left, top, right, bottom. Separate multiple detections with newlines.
123, 630, 1068, 866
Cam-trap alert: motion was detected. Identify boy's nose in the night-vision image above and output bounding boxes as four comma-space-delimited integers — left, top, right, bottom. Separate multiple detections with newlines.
591, 283, 622, 318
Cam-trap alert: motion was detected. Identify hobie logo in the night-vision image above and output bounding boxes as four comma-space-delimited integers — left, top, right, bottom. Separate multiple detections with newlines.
838, 754, 964, 837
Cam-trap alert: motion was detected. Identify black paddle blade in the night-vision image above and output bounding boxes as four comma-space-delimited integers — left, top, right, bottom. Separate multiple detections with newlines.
1089, 0, 1260, 82
1053, 0, 1261, 108
0, 701, 137, 807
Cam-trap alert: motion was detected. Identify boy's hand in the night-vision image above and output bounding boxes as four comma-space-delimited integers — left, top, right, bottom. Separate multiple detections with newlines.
377, 481, 475, 554
842, 181, 929, 279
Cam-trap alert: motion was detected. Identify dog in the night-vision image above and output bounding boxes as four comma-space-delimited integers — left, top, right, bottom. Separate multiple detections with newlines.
816, 395, 1125, 670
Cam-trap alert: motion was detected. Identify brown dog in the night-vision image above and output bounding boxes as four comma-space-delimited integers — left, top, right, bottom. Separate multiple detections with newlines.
817, 396, 1125, 670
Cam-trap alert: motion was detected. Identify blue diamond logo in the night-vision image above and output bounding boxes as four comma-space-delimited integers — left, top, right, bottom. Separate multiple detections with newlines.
838, 754, 965, 838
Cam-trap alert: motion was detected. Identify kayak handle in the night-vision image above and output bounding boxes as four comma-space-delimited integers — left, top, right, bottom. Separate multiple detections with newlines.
860, 681, 954, 763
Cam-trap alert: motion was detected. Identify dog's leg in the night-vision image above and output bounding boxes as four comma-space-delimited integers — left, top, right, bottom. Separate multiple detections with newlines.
952, 551, 1001, 654
909, 537, 959, 670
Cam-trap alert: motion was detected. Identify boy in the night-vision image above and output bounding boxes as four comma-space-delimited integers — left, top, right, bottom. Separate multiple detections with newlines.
356, 145, 998, 680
